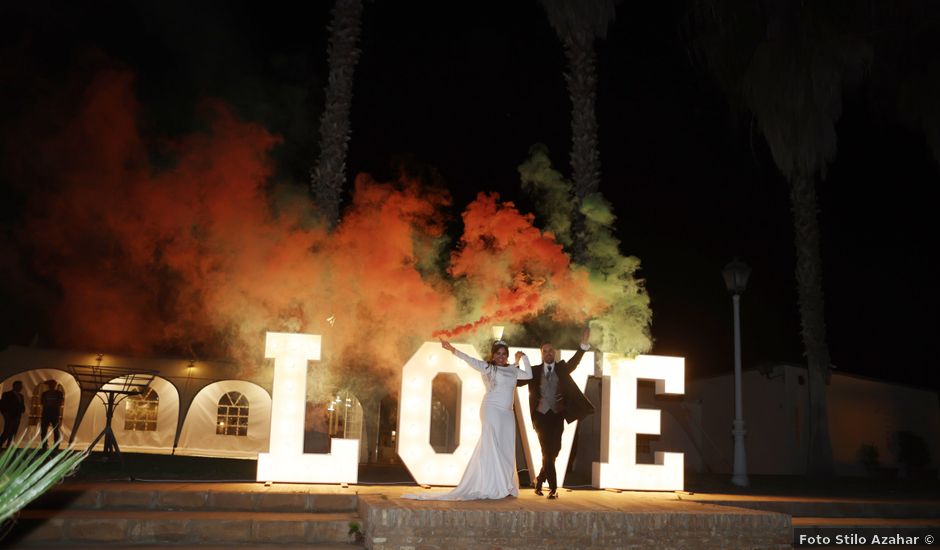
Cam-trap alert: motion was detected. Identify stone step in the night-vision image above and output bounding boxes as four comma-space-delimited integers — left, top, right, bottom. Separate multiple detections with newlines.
793, 517, 940, 547
4, 509, 364, 547
691, 496, 940, 519
358, 493, 793, 550
31, 482, 358, 513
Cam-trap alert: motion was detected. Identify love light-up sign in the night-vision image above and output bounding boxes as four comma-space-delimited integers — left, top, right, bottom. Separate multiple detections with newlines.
592, 353, 685, 491
256, 332, 360, 483
259, 332, 685, 490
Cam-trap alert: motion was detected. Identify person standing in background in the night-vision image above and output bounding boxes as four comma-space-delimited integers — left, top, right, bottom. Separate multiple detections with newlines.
40, 380, 64, 450
0, 380, 26, 448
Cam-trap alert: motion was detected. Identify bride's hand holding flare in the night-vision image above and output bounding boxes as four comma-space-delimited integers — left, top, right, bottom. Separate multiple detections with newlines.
439, 339, 456, 353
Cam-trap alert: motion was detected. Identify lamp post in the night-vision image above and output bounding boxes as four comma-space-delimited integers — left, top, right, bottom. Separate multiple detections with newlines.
722, 257, 750, 487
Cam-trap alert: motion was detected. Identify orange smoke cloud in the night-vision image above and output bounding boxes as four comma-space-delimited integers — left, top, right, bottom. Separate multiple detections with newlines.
436, 193, 605, 339
8, 66, 614, 392
10, 69, 458, 381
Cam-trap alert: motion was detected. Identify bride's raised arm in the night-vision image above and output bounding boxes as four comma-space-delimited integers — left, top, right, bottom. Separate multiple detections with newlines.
514, 351, 533, 380
440, 338, 490, 373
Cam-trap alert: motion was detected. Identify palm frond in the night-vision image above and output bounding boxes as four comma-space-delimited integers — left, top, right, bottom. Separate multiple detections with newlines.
540, 0, 619, 40
0, 431, 87, 525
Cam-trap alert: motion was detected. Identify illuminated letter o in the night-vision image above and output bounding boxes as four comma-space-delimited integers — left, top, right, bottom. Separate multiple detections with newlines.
397, 342, 487, 486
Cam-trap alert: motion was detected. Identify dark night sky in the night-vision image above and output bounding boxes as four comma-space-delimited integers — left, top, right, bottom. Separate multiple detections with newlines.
1, 1, 938, 391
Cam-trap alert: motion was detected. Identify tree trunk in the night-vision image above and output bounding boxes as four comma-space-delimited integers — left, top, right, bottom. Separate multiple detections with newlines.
788, 172, 835, 476
311, 0, 364, 229
360, 397, 380, 464
562, 30, 601, 201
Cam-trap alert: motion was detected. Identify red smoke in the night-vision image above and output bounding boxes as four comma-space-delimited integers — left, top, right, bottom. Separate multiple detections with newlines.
17, 69, 287, 359
7, 66, 606, 385
435, 193, 604, 339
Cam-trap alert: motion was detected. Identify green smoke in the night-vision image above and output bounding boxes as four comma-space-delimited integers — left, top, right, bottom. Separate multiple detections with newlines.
518, 144, 577, 248
518, 145, 652, 356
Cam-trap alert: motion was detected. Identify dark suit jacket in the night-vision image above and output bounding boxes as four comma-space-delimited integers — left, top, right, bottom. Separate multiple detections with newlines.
517, 347, 595, 424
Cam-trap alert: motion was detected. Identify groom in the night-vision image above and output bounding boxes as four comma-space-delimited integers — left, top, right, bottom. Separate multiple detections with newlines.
518, 328, 594, 499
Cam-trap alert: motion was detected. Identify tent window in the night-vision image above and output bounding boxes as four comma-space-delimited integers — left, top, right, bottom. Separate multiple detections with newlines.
29, 381, 65, 427
124, 387, 159, 431
216, 391, 249, 436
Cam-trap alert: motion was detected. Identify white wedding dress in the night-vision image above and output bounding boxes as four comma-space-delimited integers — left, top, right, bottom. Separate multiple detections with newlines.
402, 350, 532, 500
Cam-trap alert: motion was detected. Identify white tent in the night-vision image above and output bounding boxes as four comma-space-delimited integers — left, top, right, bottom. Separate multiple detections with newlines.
73, 375, 179, 455
1, 369, 80, 447
176, 380, 271, 459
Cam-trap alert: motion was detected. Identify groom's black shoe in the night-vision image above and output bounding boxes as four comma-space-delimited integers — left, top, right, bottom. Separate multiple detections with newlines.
534, 477, 544, 496
547, 489, 558, 500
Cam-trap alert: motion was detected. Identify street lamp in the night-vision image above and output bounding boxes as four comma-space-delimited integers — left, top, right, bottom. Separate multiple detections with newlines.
722, 257, 750, 487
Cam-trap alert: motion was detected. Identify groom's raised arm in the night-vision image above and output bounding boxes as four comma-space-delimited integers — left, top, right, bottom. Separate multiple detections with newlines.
561, 327, 591, 374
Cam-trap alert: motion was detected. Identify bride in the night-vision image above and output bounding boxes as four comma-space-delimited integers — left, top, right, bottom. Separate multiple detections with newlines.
402, 339, 532, 500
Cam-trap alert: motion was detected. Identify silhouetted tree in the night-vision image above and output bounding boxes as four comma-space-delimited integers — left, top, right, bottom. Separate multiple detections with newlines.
311, 0, 364, 228
540, 0, 618, 201
688, 0, 872, 476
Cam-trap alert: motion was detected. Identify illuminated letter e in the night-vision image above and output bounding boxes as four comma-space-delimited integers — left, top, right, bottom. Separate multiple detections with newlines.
592, 354, 684, 491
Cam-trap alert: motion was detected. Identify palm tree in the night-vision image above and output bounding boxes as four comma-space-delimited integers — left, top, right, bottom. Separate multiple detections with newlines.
540, 0, 618, 201
311, 0, 364, 228
688, 0, 871, 475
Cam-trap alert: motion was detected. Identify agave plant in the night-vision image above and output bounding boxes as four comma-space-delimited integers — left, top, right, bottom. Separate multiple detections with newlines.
0, 432, 87, 525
